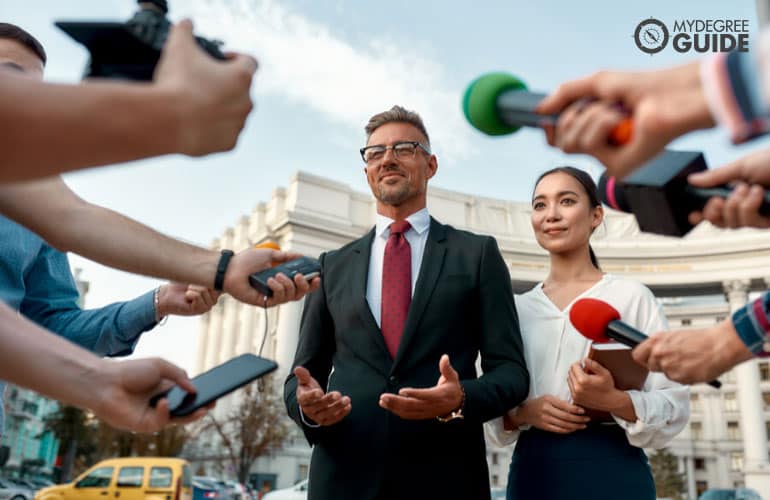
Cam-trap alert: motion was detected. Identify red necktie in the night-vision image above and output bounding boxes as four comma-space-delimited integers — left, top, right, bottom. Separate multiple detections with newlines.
381, 220, 412, 358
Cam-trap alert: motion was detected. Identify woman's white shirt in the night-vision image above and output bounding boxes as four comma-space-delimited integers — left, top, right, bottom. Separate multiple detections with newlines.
486, 274, 690, 449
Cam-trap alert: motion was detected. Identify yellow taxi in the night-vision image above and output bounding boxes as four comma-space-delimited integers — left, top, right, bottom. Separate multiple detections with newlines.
35, 457, 192, 500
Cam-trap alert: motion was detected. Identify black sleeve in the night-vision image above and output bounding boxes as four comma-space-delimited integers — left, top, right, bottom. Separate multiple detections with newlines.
461, 236, 529, 423
284, 252, 337, 444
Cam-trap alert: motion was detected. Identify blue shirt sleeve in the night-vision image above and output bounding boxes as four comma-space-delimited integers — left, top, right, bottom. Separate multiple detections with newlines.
19, 243, 157, 357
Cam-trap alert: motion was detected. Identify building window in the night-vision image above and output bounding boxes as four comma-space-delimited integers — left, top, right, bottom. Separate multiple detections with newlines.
491, 453, 498, 465
681, 318, 692, 326
724, 392, 739, 412
716, 316, 725, 322
763, 392, 770, 411
761, 362, 770, 381
731, 453, 744, 472
690, 393, 700, 412
492, 475, 499, 486
727, 421, 741, 440
298, 464, 308, 481
691, 422, 703, 440
694, 457, 706, 470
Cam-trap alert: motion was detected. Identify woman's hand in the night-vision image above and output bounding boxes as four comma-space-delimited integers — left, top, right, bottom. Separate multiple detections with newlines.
568, 358, 637, 422
506, 395, 590, 434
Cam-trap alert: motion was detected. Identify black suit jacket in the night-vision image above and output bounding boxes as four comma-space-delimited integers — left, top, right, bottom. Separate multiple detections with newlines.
285, 218, 529, 500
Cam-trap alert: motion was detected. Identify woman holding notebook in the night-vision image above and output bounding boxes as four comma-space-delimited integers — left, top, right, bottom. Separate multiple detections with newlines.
487, 167, 689, 500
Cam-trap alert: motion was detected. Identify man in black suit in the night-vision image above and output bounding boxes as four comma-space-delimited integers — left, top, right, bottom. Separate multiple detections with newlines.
284, 105, 529, 500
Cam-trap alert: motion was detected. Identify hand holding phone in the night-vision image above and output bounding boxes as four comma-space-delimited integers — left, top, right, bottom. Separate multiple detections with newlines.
248, 256, 321, 297
149, 354, 277, 416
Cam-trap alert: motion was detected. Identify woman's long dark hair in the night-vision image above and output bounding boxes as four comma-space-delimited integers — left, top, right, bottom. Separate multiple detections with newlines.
533, 166, 602, 270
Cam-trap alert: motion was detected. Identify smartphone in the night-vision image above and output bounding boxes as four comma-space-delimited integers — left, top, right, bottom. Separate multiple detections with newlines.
248, 256, 321, 297
149, 354, 278, 417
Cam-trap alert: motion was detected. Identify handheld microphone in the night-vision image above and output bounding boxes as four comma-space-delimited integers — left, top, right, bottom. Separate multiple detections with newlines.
462, 72, 632, 144
570, 298, 721, 389
598, 150, 770, 237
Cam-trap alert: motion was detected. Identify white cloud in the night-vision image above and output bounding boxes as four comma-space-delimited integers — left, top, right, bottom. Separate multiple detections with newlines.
181, 0, 476, 161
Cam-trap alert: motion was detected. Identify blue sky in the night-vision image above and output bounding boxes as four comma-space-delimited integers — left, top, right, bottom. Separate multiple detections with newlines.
6, 0, 769, 372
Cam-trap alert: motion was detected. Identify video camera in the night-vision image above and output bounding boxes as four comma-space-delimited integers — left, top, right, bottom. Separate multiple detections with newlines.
56, 0, 226, 81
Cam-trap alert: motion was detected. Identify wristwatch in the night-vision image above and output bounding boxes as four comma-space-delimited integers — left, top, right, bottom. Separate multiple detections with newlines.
436, 384, 465, 423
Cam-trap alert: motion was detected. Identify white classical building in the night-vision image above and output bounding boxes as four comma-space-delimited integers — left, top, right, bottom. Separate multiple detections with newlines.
194, 171, 770, 499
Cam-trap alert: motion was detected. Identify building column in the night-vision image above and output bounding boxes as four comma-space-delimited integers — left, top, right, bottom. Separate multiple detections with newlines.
204, 305, 224, 371
685, 456, 696, 500
195, 313, 211, 375
725, 279, 770, 495
273, 300, 304, 383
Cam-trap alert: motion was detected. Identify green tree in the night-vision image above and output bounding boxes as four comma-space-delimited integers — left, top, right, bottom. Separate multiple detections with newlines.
649, 448, 686, 500
95, 423, 189, 458
42, 405, 97, 481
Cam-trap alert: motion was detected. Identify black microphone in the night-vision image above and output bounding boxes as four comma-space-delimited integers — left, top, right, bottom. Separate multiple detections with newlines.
571, 298, 722, 389
462, 72, 632, 144
598, 150, 770, 237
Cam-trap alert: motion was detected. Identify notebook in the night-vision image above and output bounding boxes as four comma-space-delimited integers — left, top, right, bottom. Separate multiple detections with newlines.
581, 342, 649, 422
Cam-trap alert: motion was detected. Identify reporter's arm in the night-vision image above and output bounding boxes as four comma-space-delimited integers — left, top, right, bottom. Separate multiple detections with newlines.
0, 300, 201, 432
0, 177, 317, 306
0, 20, 256, 182
0, 177, 221, 287
0, 75, 181, 182
700, 27, 770, 144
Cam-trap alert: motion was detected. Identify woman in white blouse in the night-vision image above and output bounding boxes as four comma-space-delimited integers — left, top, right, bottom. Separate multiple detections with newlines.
488, 167, 689, 500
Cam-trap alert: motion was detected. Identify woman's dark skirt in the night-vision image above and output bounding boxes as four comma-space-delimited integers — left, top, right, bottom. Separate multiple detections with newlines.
507, 424, 656, 500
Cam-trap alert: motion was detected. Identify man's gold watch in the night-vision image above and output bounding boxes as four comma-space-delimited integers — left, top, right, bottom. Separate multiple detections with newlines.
436, 384, 465, 423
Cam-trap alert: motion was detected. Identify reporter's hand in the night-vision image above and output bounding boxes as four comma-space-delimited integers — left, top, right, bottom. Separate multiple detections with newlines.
688, 148, 770, 229
92, 358, 208, 433
294, 366, 351, 426
378, 354, 464, 420
632, 320, 754, 384
155, 20, 258, 156
223, 249, 321, 307
514, 395, 589, 434
156, 283, 219, 317
538, 63, 714, 178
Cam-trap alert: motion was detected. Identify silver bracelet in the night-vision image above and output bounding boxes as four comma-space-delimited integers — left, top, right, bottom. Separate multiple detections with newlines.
153, 286, 167, 325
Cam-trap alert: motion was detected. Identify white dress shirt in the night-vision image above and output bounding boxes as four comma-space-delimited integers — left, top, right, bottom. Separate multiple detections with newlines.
486, 274, 690, 449
366, 207, 431, 327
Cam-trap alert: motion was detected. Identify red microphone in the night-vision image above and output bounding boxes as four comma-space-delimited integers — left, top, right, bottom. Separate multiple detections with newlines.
570, 298, 721, 389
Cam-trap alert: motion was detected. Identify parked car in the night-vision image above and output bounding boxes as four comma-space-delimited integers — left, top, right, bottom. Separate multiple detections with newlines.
0, 477, 32, 500
224, 480, 249, 500
699, 488, 762, 500
193, 477, 223, 500
195, 477, 234, 500
35, 456, 192, 500
262, 480, 307, 500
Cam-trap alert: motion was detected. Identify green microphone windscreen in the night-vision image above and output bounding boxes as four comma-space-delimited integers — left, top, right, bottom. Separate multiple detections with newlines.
462, 72, 527, 136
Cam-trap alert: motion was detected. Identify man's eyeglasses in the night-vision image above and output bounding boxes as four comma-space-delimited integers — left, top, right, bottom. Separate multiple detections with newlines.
359, 141, 431, 164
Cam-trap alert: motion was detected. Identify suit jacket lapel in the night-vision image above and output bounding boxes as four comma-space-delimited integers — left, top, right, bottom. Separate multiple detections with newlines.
392, 218, 447, 369
350, 228, 392, 363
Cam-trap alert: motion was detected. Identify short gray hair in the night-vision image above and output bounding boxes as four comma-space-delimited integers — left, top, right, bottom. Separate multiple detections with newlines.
364, 105, 430, 145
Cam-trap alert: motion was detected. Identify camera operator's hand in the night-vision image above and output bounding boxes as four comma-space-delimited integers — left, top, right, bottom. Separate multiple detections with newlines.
154, 19, 258, 156
688, 148, 770, 229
